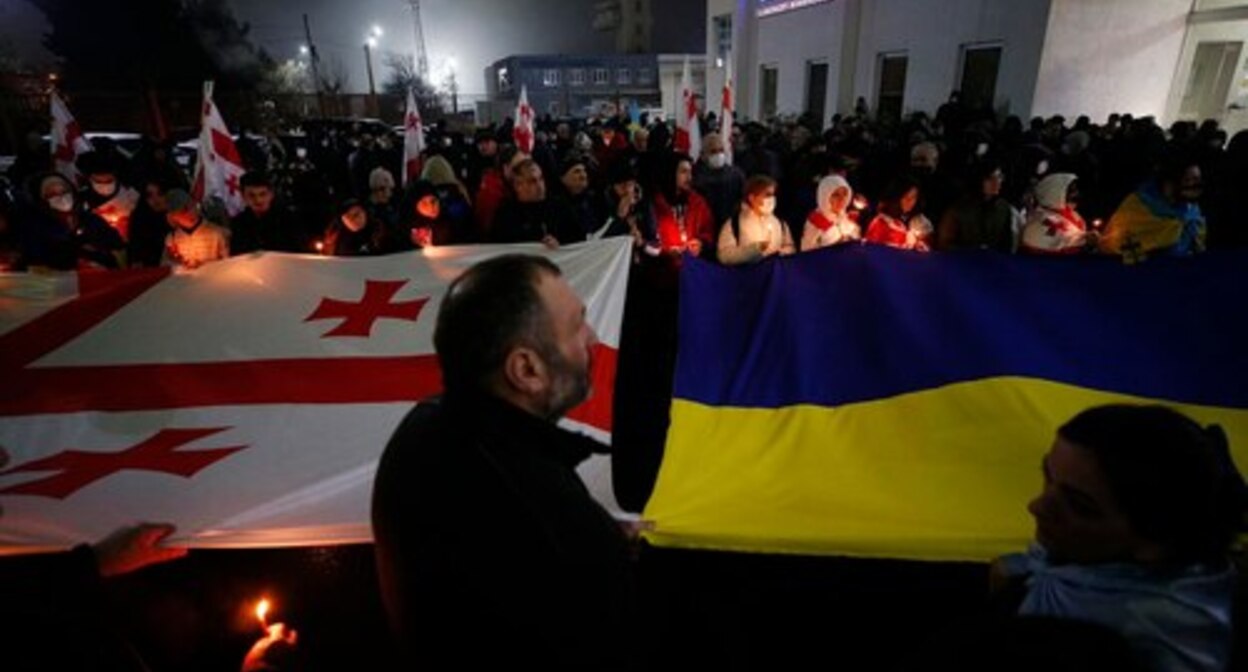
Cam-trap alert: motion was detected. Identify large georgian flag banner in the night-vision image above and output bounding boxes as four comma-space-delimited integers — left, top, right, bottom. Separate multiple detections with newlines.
0, 239, 632, 552
643, 245, 1248, 562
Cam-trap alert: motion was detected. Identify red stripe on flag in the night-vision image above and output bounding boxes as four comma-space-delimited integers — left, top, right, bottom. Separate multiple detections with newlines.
0, 268, 168, 371
211, 129, 243, 166
0, 346, 617, 432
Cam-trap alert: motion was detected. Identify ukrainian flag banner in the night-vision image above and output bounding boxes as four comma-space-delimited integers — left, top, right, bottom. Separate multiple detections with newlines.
642, 246, 1248, 562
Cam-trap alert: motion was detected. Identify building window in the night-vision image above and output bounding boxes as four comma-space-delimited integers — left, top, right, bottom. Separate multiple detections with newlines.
593, 68, 610, 85
959, 44, 1003, 111
806, 60, 828, 126
543, 69, 561, 87
877, 53, 908, 123
760, 65, 778, 119
637, 67, 654, 84
569, 68, 586, 87
713, 14, 733, 63
498, 67, 511, 91
617, 68, 632, 85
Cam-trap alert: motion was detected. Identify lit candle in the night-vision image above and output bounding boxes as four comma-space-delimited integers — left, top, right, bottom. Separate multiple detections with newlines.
313, 240, 324, 254
255, 597, 271, 631
1092, 219, 1104, 230
852, 195, 869, 212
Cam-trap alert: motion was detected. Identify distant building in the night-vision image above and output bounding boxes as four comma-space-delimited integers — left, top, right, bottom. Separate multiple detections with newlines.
707, 0, 1248, 135
593, 0, 655, 54
481, 54, 661, 123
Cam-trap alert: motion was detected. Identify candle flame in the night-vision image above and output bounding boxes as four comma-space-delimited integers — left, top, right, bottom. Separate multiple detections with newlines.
255, 598, 270, 627
852, 195, 869, 211
314, 241, 325, 253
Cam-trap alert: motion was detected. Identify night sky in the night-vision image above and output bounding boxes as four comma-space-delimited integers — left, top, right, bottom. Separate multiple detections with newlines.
1, 0, 706, 94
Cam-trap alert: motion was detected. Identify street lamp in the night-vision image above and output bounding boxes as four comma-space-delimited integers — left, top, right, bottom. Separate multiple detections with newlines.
299, 44, 310, 56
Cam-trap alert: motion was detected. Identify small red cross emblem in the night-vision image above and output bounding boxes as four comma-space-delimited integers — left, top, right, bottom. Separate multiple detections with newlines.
305, 279, 429, 338
225, 173, 240, 195
0, 428, 245, 500
406, 111, 421, 131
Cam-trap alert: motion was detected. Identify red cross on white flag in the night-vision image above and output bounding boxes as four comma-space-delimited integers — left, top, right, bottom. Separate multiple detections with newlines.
675, 56, 702, 159
191, 81, 246, 217
402, 88, 426, 186
513, 84, 535, 154
0, 240, 632, 551
49, 91, 93, 185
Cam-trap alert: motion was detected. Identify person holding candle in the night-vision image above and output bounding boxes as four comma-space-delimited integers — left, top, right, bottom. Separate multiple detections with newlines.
865, 175, 934, 253
718, 174, 797, 265
372, 255, 637, 670
650, 153, 715, 260
801, 174, 861, 252
1019, 173, 1095, 255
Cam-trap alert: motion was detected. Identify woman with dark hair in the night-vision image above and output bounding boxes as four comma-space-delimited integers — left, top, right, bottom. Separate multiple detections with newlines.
865, 175, 933, 252
718, 174, 796, 265
938, 159, 1019, 252
996, 404, 1244, 672
323, 199, 387, 256
650, 153, 715, 259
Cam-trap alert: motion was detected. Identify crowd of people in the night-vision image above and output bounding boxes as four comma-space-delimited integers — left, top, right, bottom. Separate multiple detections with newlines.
3, 92, 1247, 275
3, 97, 1248, 671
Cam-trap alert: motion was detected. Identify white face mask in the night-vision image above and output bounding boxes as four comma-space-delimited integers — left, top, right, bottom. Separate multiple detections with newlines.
759, 196, 777, 216
47, 194, 74, 213
707, 152, 727, 169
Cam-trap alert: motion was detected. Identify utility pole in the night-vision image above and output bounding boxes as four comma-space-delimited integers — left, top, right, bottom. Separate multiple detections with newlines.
406, 0, 430, 81
303, 13, 325, 116
364, 41, 379, 117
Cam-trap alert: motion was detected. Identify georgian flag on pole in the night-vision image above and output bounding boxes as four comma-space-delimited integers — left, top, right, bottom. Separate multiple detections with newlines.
0, 239, 632, 552
50, 91, 93, 185
720, 54, 734, 165
190, 81, 246, 217
675, 56, 702, 159
401, 88, 426, 186
513, 84, 535, 154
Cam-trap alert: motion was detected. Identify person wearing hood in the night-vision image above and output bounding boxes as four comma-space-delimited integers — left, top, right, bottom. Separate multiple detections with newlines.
421, 155, 475, 240
938, 159, 1020, 252
1100, 153, 1206, 259
993, 404, 1243, 672
78, 151, 140, 243
18, 172, 125, 270
395, 180, 468, 249
1020, 173, 1093, 255
865, 175, 934, 252
801, 174, 861, 252
718, 174, 796, 265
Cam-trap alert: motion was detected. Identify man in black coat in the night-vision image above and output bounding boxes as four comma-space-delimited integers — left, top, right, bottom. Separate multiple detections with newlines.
229, 171, 306, 255
371, 254, 635, 670
490, 159, 586, 248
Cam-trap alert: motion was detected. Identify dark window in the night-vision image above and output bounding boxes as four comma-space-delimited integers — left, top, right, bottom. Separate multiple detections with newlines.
760, 65, 779, 119
806, 61, 828, 125
960, 45, 1002, 111
877, 53, 908, 123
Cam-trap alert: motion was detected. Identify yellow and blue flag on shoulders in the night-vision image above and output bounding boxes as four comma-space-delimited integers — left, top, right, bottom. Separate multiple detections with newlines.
642, 245, 1248, 562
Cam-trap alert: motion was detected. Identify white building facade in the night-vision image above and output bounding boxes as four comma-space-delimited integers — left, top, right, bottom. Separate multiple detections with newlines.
707, 0, 1248, 133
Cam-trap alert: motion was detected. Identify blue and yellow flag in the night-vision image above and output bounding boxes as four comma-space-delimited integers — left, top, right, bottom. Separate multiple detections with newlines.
642, 246, 1248, 562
